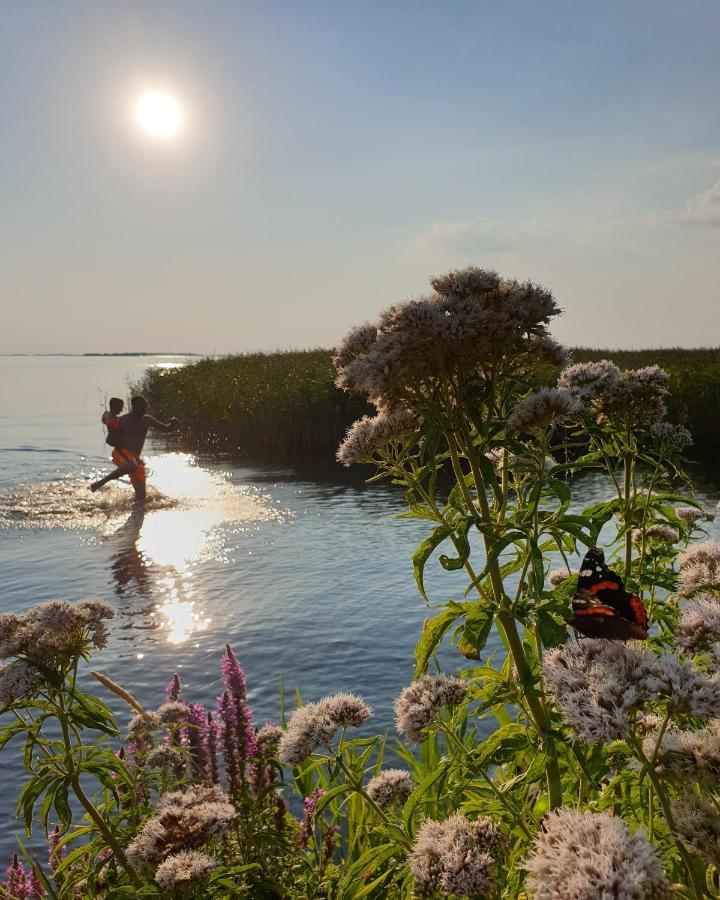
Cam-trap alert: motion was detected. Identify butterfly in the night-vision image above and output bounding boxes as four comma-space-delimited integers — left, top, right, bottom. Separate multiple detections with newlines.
570, 548, 648, 640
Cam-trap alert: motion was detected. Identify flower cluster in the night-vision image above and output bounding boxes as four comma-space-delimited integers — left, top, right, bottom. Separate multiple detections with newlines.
408, 814, 503, 898
366, 769, 414, 807
0, 661, 41, 707
508, 388, 580, 434
543, 640, 720, 742
676, 595, 720, 652
299, 787, 325, 845
336, 408, 419, 467
676, 506, 715, 526
0, 599, 114, 669
631, 523, 679, 546
548, 568, 578, 586
677, 540, 720, 597
3, 853, 45, 899
394, 673, 468, 742
671, 797, 720, 867
593, 366, 669, 427
278, 693, 372, 765
650, 421, 693, 452
642, 723, 720, 781
557, 359, 621, 400
524, 809, 671, 899
485, 448, 556, 477
154, 850, 216, 891
334, 267, 562, 412
127, 784, 235, 869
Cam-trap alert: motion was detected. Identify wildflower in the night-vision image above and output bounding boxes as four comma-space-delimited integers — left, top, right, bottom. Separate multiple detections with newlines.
526, 333, 571, 372
322, 824, 339, 867
676, 595, 720, 652
394, 673, 468, 743
542, 640, 659, 742
127, 711, 160, 746
557, 359, 621, 401
5, 852, 44, 899
671, 797, 720, 867
182, 703, 211, 781
206, 712, 219, 785
337, 408, 419, 467
0, 599, 115, 668
593, 366, 669, 427
508, 388, 580, 434
486, 448, 556, 476
524, 809, 671, 899
256, 722, 283, 754
154, 850, 215, 891
631, 524, 679, 546
651, 422, 693, 452
164, 673, 182, 702
647, 652, 720, 718
146, 745, 186, 776
548, 568, 577, 586
332, 322, 378, 370
678, 540, 720, 596
300, 787, 325, 845
409, 814, 502, 898
366, 769, 414, 807
278, 693, 372, 764
0, 661, 40, 707
221, 644, 246, 701
642, 724, 720, 781
676, 506, 714, 525
430, 265, 501, 298
157, 701, 189, 727
127, 817, 167, 866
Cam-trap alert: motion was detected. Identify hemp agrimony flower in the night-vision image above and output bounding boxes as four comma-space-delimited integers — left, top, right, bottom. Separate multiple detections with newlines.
366, 769, 414, 807
676, 595, 720, 652
0, 661, 40, 707
337, 408, 418, 467
678, 540, 720, 597
524, 809, 671, 899
154, 850, 216, 891
394, 673, 468, 742
671, 797, 720, 867
508, 388, 580, 434
278, 693, 372, 764
557, 359, 621, 401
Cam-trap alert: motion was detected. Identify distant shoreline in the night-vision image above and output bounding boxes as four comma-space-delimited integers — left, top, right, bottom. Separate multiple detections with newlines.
0, 352, 203, 358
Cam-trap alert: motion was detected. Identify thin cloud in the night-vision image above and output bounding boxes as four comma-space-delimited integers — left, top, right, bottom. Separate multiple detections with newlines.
411, 217, 551, 256
665, 176, 720, 227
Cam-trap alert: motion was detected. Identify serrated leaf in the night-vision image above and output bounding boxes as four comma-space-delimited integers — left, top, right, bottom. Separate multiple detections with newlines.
414, 603, 466, 677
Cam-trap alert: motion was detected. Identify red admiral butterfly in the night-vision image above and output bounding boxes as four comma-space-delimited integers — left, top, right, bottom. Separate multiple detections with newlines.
571, 549, 648, 640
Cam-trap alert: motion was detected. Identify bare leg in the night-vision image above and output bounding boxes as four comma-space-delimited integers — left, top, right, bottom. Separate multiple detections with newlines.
91, 460, 137, 492
132, 479, 147, 503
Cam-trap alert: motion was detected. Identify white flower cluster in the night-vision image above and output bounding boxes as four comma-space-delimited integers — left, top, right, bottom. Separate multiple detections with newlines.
0, 599, 114, 669
558, 361, 670, 427
671, 797, 720, 867
651, 421, 693, 452
557, 359, 621, 400
678, 540, 720, 597
408, 814, 503, 898
127, 785, 235, 867
548, 568, 578, 586
336, 408, 419, 467
278, 693, 372, 765
543, 640, 720, 742
642, 723, 720, 781
0, 661, 41, 707
366, 769, 414, 807
154, 850, 216, 891
334, 267, 562, 412
508, 388, 581, 434
631, 523, 679, 546
524, 809, 671, 899
676, 506, 715, 525
394, 673, 468, 742
676, 595, 720, 652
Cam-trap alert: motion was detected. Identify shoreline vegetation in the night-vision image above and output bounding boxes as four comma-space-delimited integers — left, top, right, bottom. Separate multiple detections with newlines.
136, 347, 720, 461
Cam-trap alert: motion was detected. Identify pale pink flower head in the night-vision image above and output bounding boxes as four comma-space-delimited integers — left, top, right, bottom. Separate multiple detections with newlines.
557, 359, 621, 401
430, 265, 501, 298
548, 568, 578, 587
508, 388, 581, 434
336, 408, 419, 467
409, 814, 503, 898
319, 692, 372, 727
278, 692, 371, 765
154, 850, 215, 891
631, 523, 679, 546
593, 366, 669, 426
678, 540, 720, 597
366, 769, 414, 807
676, 505, 714, 526
394, 673, 468, 743
525, 809, 671, 899
671, 797, 720, 867
676, 595, 720, 652
651, 421, 693, 452
0, 661, 41, 707
646, 652, 720, 718
332, 322, 378, 370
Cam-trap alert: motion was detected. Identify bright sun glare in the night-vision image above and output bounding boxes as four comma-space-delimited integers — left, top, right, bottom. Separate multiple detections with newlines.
136, 90, 183, 139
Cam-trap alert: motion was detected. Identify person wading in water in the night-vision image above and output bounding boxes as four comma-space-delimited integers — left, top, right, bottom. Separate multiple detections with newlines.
92, 396, 179, 501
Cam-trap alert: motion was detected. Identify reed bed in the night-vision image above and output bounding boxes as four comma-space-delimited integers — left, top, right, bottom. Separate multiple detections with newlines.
137, 347, 720, 458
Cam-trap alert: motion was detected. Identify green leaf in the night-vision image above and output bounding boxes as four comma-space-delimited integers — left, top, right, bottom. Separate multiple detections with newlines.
537, 610, 569, 648
412, 525, 452, 601
460, 606, 494, 659
414, 603, 466, 677
402, 761, 450, 833
438, 518, 471, 571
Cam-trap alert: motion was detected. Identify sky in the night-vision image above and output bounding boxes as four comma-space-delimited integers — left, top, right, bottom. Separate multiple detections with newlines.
2, 0, 719, 354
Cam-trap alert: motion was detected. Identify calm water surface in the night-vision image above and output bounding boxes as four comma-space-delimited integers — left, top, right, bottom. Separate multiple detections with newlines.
1, 354, 719, 856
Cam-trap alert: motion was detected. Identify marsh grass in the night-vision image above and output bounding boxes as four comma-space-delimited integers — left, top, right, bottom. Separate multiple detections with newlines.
137, 347, 720, 459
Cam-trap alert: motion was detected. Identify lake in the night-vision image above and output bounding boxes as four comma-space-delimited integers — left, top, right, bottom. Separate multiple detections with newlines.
1, 354, 719, 858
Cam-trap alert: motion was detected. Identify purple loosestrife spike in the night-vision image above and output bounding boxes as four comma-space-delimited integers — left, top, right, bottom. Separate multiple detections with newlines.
221, 645, 246, 701
27, 869, 45, 898
300, 788, 326, 846
6, 853, 30, 899
274, 794, 289, 833
183, 704, 211, 782
217, 691, 241, 795
322, 825, 339, 869
165, 673, 182, 703
206, 712, 219, 785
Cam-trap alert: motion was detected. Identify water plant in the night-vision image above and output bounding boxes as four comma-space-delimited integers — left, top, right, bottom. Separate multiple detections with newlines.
2, 265, 719, 897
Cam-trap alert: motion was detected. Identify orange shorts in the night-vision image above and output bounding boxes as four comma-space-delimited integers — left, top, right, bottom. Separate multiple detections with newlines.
111, 448, 146, 485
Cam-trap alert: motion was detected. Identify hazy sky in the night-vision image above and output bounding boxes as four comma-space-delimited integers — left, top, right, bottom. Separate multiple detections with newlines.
2, 1, 719, 354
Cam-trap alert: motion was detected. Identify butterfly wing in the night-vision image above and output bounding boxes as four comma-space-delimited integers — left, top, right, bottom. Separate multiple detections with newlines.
572, 550, 648, 640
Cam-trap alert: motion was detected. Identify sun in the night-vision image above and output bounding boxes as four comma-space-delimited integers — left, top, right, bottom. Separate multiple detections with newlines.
136, 90, 183, 140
